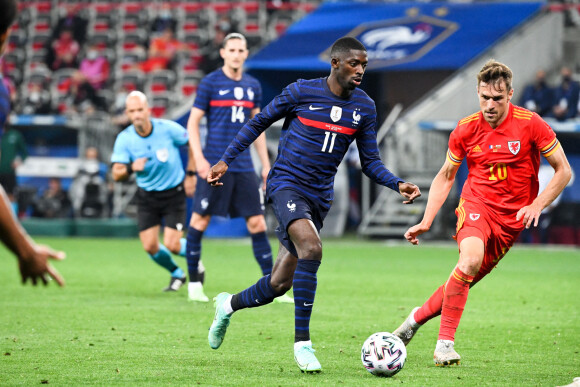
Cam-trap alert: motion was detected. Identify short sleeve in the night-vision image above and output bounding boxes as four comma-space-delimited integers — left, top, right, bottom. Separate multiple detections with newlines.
167, 120, 188, 146
111, 132, 130, 164
530, 114, 560, 158
193, 76, 212, 112
446, 127, 466, 166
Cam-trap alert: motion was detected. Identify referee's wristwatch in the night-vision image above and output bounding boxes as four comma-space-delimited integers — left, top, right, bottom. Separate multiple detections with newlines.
186, 170, 197, 177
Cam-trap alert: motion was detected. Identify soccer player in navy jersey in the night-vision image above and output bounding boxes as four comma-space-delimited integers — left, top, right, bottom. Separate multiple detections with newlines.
205, 36, 421, 373
111, 91, 197, 292
184, 33, 292, 304
0, 0, 66, 286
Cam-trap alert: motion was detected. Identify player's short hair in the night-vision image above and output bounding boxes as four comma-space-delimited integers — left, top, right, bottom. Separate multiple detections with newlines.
477, 59, 513, 92
330, 37, 367, 58
0, 0, 17, 35
222, 32, 247, 48
126, 90, 148, 105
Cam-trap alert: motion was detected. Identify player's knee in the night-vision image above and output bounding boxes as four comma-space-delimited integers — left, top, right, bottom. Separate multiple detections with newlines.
190, 213, 210, 231
143, 244, 158, 256
246, 215, 266, 233
296, 240, 322, 261
457, 256, 481, 276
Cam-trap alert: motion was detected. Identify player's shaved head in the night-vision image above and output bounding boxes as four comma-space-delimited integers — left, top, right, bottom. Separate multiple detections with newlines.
126, 90, 148, 105
330, 37, 366, 58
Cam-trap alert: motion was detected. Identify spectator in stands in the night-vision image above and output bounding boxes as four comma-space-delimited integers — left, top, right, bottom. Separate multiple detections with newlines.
70, 147, 109, 218
519, 69, 554, 117
19, 82, 52, 115
50, 29, 80, 71
111, 85, 131, 130
79, 44, 110, 90
151, 3, 177, 34
139, 27, 190, 73
53, 4, 87, 45
551, 66, 580, 121
200, 26, 228, 74
63, 71, 106, 115
31, 177, 73, 219
0, 125, 27, 211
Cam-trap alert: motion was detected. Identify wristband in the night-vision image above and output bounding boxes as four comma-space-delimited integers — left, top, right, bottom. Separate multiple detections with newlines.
186, 170, 197, 177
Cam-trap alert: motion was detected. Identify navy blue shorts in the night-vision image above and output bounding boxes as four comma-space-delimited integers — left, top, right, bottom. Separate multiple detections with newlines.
269, 189, 329, 258
192, 171, 264, 218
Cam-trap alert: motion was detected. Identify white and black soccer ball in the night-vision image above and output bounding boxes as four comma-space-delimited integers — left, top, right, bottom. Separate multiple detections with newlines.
361, 331, 407, 377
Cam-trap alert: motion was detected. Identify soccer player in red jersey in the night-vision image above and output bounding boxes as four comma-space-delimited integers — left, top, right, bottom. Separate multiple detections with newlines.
393, 59, 572, 366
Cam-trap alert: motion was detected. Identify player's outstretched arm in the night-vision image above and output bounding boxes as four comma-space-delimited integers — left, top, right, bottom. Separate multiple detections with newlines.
0, 186, 65, 286
404, 159, 458, 245
398, 182, 421, 204
207, 161, 229, 186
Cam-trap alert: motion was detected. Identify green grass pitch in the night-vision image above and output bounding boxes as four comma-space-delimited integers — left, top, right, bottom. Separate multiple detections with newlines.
1, 237, 578, 386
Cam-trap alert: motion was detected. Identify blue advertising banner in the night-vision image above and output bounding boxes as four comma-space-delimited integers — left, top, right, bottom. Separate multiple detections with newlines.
247, 2, 544, 72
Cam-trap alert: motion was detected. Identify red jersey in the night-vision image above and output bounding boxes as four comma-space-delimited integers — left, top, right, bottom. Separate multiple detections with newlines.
447, 103, 559, 218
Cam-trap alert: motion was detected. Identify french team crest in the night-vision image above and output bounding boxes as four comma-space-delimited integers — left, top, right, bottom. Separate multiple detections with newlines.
156, 148, 169, 162
247, 87, 254, 101
234, 87, 244, 100
508, 141, 520, 155
330, 106, 342, 122
469, 213, 480, 221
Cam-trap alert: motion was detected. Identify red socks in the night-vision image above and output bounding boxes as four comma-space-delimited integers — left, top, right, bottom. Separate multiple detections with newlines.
414, 284, 444, 325
413, 267, 474, 342
439, 267, 474, 341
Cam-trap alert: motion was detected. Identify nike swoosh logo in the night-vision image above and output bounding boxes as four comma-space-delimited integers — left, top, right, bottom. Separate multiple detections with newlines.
304, 302, 313, 307
219, 89, 230, 95
309, 105, 323, 111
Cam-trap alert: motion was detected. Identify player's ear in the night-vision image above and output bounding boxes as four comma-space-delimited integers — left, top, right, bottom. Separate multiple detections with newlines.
331, 57, 340, 69
219, 47, 225, 60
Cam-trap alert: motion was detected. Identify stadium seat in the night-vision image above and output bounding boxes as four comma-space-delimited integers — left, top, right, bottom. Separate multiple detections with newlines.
7, 30, 28, 52
119, 29, 148, 51
146, 69, 177, 95
119, 69, 145, 92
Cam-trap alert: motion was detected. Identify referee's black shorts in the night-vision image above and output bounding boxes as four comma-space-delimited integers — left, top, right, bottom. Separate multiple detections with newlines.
136, 182, 186, 232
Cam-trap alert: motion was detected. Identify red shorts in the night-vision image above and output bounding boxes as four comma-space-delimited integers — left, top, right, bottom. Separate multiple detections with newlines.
454, 198, 523, 283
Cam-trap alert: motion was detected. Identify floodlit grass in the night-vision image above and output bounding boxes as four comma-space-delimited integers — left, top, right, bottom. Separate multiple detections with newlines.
0, 237, 578, 386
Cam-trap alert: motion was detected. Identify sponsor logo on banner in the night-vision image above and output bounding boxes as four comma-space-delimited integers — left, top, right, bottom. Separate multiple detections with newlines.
156, 148, 169, 162
319, 15, 458, 69
508, 140, 520, 155
234, 87, 244, 100
469, 213, 480, 221
330, 106, 342, 122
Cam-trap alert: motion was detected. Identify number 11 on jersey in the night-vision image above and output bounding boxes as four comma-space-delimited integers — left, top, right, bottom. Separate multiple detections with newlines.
321, 131, 337, 153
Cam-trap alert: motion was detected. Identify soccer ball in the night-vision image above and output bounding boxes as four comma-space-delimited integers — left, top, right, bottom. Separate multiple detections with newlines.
361, 332, 407, 377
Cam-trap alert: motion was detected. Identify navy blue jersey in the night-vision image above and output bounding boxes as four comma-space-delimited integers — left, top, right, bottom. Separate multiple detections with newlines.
194, 68, 262, 173
221, 77, 402, 208
0, 77, 10, 137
